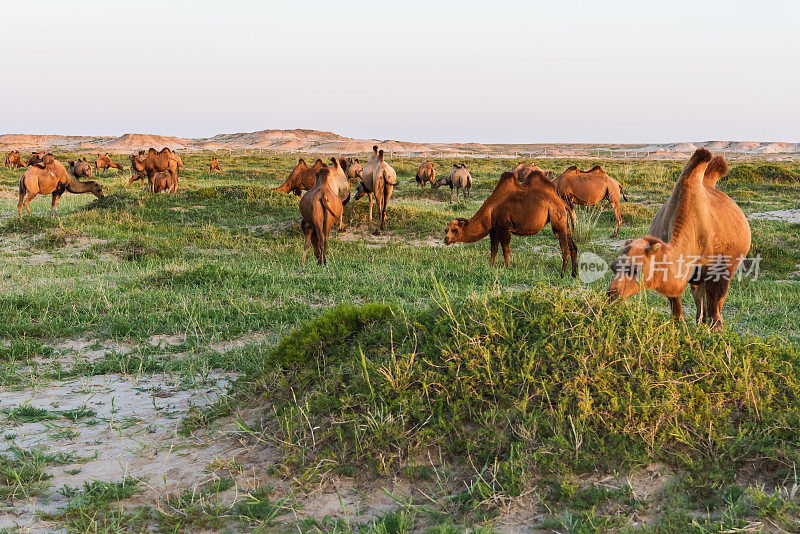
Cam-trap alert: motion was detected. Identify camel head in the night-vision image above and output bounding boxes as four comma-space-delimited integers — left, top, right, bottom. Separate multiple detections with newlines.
88, 181, 105, 198
443, 217, 470, 245
606, 236, 670, 302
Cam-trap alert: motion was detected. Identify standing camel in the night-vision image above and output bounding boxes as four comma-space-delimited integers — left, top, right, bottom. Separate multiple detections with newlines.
415, 160, 436, 187
355, 149, 397, 232
554, 165, 628, 237
433, 163, 472, 204
300, 167, 344, 265
18, 154, 103, 217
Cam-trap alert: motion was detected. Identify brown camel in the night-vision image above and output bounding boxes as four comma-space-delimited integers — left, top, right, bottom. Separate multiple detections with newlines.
347, 158, 363, 182
607, 149, 751, 330
95, 153, 123, 174
129, 148, 180, 192
512, 162, 554, 183
433, 163, 472, 204
5, 150, 26, 170
443, 170, 578, 277
360, 145, 380, 190
554, 165, 628, 237
27, 151, 45, 166
68, 158, 93, 179
299, 167, 344, 265
209, 157, 222, 173
415, 160, 436, 187
275, 158, 325, 196
18, 154, 102, 217
152, 170, 177, 194
355, 149, 397, 232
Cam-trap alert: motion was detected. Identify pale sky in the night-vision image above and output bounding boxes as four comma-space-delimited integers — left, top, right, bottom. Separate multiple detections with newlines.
1, 0, 798, 143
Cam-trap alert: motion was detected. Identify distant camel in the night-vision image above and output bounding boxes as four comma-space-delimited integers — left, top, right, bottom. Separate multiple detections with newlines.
355, 149, 397, 232
18, 154, 103, 217
68, 158, 93, 179
433, 163, 472, 204
554, 165, 628, 237
300, 166, 344, 265
95, 153, 123, 174
4, 150, 26, 170
443, 170, 577, 277
415, 160, 435, 187
209, 157, 222, 173
275, 158, 325, 196
129, 148, 180, 192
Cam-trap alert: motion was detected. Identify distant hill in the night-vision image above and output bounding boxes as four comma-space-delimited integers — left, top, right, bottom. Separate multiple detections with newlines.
0, 130, 797, 159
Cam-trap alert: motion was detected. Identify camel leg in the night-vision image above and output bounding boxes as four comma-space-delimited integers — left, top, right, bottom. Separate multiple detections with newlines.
50, 192, 62, 218
498, 227, 512, 267
18, 191, 27, 218
310, 229, 321, 264
489, 228, 499, 266
668, 296, 684, 321
450, 186, 455, 205
302, 223, 312, 265
556, 231, 571, 278
368, 194, 374, 222
690, 284, 706, 324
608, 187, 623, 237
705, 279, 731, 331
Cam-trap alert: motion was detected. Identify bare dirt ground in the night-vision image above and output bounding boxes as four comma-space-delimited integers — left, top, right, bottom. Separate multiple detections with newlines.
749, 208, 800, 223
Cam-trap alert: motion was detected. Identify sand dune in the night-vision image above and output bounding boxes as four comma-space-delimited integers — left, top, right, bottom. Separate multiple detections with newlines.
0, 130, 797, 158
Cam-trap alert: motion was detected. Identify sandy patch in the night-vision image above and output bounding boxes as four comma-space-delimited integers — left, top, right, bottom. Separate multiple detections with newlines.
749, 209, 800, 223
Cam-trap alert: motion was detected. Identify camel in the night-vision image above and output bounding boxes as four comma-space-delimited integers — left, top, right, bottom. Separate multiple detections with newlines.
5, 150, 26, 170
68, 158, 93, 179
360, 145, 380, 190
554, 165, 628, 237
355, 149, 397, 232
274, 158, 325, 196
209, 157, 222, 173
443, 170, 578, 277
27, 151, 45, 167
433, 163, 472, 204
512, 162, 554, 183
415, 160, 436, 187
18, 154, 102, 217
129, 148, 180, 192
299, 167, 344, 265
607, 149, 751, 330
152, 170, 177, 194
347, 158, 363, 182
94, 153, 123, 174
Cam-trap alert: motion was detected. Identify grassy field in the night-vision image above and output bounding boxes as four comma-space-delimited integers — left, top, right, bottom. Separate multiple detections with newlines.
0, 152, 799, 532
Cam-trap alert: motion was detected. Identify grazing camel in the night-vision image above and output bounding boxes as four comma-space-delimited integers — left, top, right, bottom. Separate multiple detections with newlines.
607, 149, 751, 331
151, 170, 177, 194
94, 153, 123, 174
5, 150, 26, 170
299, 167, 344, 265
443, 170, 578, 277
415, 160, 436, 187
433, 163, 472, 204
209, 157, 222, 173
347, 158, 363, 182
355, 149, 397, 232
274, 158, 325, 196
68, 158, 93, 179
18, 154, 102, 217
129, 148, 180, 192
554, 165, 628, 237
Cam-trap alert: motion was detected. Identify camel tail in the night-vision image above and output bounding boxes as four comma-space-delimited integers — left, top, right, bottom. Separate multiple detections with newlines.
619, 183, 629, 202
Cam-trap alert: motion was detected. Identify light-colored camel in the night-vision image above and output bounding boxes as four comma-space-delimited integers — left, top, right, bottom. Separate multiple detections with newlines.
355, 149, 397, 232
209, 157, 222, 173
68, 158, 93, 179
359, 145, 380, 191
94, 153, 123, 174
5, 151, 26, 170
443, 171, 578, 276
415, 160, 435, 187
433, 163, 472, 204
554, 164, 628, 237
607, 149, 751, 330
347, 158, 363, 182
18, 154, 102, 217
299, 167, 344, 265
274, 158, 325, 196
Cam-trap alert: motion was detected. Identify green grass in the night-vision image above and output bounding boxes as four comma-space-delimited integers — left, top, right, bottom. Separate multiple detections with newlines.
1, 151, 799, 530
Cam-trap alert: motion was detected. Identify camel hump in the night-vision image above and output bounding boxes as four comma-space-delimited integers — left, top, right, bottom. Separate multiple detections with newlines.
706, 155, 729, 179
378, 149, 384, 161
681, 148, 714, 187
589, 164, 603, 172
298, 158, 306, 165
565, 165, 578, 171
